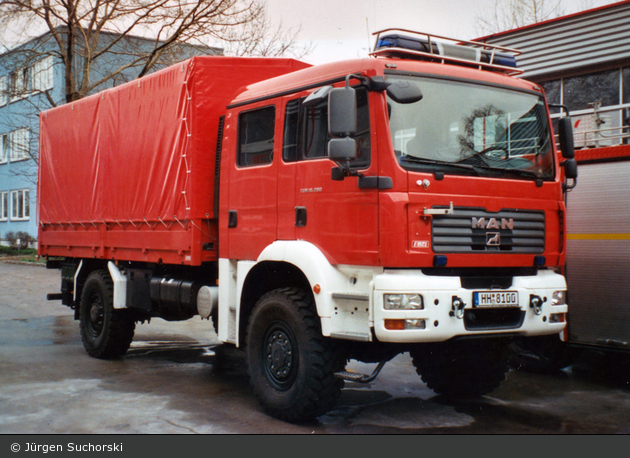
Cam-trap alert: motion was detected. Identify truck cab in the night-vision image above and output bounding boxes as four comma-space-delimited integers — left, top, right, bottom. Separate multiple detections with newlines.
214, 30, 574, 420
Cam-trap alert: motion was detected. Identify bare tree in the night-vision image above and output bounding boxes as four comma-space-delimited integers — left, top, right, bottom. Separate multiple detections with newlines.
224, 15, 314, 59
0, 1, 309, 184
475, 0, 595, 35
0, 0, 309, 105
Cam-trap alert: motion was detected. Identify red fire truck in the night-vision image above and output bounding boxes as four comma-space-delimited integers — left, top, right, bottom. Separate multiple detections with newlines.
38, 29, 576, 422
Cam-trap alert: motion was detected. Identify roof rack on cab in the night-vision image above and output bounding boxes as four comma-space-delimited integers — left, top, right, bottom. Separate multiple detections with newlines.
370, 28, 523, 76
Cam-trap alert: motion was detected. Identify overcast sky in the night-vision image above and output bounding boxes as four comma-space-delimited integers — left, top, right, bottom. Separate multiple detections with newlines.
265, 0, 620, 65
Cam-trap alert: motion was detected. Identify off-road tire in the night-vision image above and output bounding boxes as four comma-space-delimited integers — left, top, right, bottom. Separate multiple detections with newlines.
246, 287, 345, 422
410, 338, 511, 398
79, 270, 135, 359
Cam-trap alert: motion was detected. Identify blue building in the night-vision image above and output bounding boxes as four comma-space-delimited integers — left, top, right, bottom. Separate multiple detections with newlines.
0, 29, 220, 246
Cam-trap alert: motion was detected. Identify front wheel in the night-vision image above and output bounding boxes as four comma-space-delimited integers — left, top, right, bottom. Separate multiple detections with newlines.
246, 288, 345, 422
79, 270, 135, 359
509, 335, 577, 374
410, 338, 511, 398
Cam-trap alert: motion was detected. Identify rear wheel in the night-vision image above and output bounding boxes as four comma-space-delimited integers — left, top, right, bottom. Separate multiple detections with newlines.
80, 270, 135, 359
246, 288, 345, 422
410, 338, 511, 398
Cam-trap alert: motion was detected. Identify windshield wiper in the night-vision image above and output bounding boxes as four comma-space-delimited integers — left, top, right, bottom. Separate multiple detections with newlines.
399, 155, 479, 175
473, 164, 541, 181
457, 145, 508, 166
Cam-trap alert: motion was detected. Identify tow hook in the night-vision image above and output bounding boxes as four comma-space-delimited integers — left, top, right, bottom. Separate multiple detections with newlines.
450, 296, 466, 319
529, 295, 544, 315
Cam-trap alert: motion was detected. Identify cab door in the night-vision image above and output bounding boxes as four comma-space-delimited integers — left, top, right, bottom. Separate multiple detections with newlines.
277, 87, 379, 266
225, 104, 279, 261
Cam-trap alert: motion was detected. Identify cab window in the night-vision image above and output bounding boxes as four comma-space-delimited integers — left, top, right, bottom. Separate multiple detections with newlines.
238, 106, 275, 167
283, 87, 370, 168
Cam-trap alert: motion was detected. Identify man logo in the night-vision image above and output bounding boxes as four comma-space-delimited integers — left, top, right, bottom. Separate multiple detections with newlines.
487, 232, 501, 246
472, 217, 514, 230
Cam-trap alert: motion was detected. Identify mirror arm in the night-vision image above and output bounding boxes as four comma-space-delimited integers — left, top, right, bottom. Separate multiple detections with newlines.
548, 103, 570, 117
331, 161, 363, 181
563, 177, 577, 192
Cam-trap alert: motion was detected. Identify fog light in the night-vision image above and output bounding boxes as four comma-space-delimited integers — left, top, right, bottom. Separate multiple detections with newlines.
551, 290, 566, 306
404, 319, 426, 330
384, 319, 426, 330
384, 294, 424, 310
550, 313, 565, 323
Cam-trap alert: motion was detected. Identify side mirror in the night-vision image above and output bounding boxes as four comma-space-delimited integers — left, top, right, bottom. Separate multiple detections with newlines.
564, 158, 578, 180
558, 116, 574, 159
328, 86, 357, 137
328, 137, 357, 162
386, 80, 423, 104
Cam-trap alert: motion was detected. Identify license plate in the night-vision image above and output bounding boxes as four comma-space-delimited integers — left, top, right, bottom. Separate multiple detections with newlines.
473, 291, 519, 307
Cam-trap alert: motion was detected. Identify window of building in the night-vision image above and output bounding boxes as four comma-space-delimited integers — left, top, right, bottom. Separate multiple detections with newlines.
9, 128, 30, 162
10, 189, 30, 221
8, 56, 54, 102
10, 67, 31, 101
563, 69, 620, 112
1, 133, 8, 164
238, 106, 275, 167
0, 75, 7, 107
283, 86, 371, 169
0, 192, 7, 221
32, 56, 54, 92
540, 80, 561, 113
623, 67, 630, 106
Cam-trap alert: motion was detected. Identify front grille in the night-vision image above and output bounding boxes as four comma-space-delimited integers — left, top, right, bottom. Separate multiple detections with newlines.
432, 207, 545, 254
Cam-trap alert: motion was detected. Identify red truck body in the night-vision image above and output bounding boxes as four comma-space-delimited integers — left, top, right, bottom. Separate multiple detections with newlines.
38, 56, 310, 265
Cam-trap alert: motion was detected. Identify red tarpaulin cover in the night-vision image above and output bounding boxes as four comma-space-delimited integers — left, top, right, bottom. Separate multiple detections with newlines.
38, 56, 310, 265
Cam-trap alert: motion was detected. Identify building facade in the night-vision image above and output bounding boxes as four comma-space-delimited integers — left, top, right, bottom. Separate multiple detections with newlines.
0, 30, 220, 246
476, 0, 630, 149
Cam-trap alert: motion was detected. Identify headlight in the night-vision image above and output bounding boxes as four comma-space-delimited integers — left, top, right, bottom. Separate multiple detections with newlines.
551, 290, 566, 306
384, 294, 424, 310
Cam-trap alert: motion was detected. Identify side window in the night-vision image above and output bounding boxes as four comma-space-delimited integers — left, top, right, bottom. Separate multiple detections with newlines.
283, 87, 371, 168
303, 99, 329, 159
283, 99, 300, 162
238, 106, 275, 167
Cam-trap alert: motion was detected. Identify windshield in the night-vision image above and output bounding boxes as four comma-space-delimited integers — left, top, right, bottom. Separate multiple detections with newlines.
387, 75, 555, 181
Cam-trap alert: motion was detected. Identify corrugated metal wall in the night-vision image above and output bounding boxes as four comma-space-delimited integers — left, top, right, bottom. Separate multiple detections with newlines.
477, 1, 630, 79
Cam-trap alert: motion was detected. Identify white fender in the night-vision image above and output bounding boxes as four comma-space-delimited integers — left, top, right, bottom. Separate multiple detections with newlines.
256, 241, 382, 338
107, 261, 128, 309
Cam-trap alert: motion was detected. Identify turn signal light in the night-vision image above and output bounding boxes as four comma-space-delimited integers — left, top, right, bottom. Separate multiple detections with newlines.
384, 319, 426, 330
385, 319, 405, 330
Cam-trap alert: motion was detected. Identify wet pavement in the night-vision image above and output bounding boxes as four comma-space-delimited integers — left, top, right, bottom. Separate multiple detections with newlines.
1, 261, 630, 434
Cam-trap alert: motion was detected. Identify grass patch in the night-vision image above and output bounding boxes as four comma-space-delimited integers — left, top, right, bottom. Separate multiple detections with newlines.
0, 246, 44, 264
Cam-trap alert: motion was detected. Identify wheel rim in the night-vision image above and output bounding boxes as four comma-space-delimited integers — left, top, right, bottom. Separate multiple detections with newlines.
262, 321, 298, 391
87, 291, 105, 338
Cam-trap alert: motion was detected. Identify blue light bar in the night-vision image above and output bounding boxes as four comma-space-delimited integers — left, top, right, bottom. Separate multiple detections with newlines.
371, 30, 521, 73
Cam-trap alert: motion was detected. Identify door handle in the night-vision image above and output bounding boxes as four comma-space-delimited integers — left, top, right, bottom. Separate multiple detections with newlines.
295, 207, 307, 227
228, 210, 238, 228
